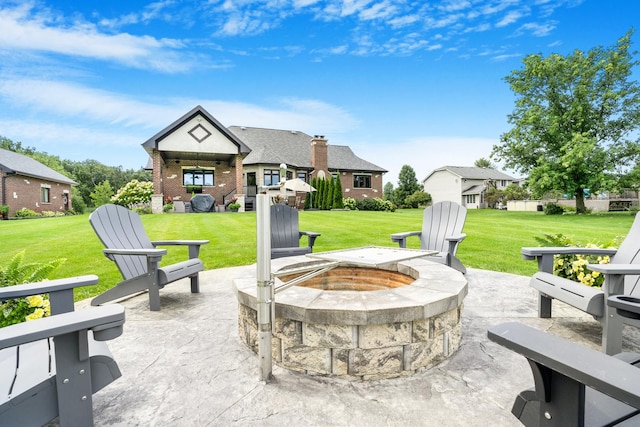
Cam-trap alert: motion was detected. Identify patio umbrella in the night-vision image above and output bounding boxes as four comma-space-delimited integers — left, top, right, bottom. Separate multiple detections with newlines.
282, 178, 316, 193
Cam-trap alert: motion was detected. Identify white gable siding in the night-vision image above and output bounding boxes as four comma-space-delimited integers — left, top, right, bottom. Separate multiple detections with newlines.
158, 115, 238, 155
423, 170, 462, 205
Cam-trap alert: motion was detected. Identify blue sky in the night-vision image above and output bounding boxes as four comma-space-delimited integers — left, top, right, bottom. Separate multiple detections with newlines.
0, 0, 638, 185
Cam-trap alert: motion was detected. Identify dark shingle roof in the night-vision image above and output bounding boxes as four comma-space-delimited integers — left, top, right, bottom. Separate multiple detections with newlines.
0, 148, 76, 185
425, 166, 515, 182
228, 126, 387, 173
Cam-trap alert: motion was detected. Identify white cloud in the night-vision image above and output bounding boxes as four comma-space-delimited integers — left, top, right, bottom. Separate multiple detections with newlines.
359, 1, 398, 21
496, 10, 524, 27
0, 77, 360, 165
0, 4, 193, 72
517, 21, 556, 37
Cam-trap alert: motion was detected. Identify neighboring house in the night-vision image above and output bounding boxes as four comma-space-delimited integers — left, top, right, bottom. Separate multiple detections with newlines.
143, 105, 387, 212
0, 148, 75, 217
423, 166, 516, 209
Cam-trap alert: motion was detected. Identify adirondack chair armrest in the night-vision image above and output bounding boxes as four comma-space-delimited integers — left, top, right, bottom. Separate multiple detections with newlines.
102, 248, 167, 262
444, 233, 466, 254
299, 231, 320, 248
588, 264, 640, 275
0, 275, 99, 301
488, 322, 640, 411
152, 240, 209, 246
152, 240, 210, 258
391, 231, 422, 248
0, 275, 99, 315
0, 304, 125, 350
522, 247, 618, 273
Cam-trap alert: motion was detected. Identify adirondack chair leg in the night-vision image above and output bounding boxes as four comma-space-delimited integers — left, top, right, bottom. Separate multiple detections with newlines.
54, 331, 95, 427
148, 279, 161, 312
449, 256, 467, 275
91, 275, 154, 307
603, 273, 626, 355
603, 308, 624, 355
538, 294, 552, 318
190, 274, 199, 293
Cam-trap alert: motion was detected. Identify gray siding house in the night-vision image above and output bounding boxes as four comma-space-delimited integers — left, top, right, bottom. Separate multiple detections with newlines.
423, 166, 516, 209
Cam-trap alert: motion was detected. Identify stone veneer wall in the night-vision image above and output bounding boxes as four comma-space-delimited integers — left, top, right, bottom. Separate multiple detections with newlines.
238, 303, 463, 381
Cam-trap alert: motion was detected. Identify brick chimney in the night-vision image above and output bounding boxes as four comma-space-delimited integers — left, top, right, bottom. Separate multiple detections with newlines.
311, 135, 329, 179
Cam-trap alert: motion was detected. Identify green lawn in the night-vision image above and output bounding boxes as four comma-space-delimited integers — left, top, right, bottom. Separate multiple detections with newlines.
0, 209, 635, 300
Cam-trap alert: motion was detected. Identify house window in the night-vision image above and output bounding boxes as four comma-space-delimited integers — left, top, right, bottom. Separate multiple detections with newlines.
264, 169, 280, 186
183, 169, 214, 186
501, 180, 507, 187
41, 186, 50, 203
331, 173, 339, 181
353, 174, 371, 188
464, 195, 476, 204
286, 171, 293, 180
297, 172, 307, 182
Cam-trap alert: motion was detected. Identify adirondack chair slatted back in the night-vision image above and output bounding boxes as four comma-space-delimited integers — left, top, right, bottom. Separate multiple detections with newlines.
271, 204, 300, 249
420, 201, 467, 254
90, 204, 155, 281
611, 212, 640, 295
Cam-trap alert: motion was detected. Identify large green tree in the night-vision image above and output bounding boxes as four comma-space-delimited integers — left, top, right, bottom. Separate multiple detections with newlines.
393, 165, 422, 208
492, 30, 640, 213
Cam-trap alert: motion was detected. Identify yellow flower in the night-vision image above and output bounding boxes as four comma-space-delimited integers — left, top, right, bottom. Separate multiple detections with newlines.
26, 295, 44, 308
592, 271, 600, 278
556, 259, 564, 266
43, 299, 51, 316
25, 308, 45, 321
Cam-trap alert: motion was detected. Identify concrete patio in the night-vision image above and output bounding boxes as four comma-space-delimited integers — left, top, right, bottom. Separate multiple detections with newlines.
86, 264, 640, 426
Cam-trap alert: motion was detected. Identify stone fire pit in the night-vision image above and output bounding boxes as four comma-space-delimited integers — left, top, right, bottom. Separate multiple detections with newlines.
233, 252, 467, 380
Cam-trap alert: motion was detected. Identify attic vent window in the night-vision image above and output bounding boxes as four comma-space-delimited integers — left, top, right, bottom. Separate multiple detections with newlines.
188, 124, 212, 143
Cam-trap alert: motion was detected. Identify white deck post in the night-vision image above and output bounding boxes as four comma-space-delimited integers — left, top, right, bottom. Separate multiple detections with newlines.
256, 193, 273, 381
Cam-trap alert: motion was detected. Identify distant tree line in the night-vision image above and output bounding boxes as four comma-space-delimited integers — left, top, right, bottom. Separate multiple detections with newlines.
1, 136, 151, 213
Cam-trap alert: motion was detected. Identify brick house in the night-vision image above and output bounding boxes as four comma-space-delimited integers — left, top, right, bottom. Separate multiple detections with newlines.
143, 105, 387, 212
0, 148, 75, 217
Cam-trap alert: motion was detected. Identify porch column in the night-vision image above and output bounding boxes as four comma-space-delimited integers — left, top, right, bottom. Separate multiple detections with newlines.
151, 149, 164, 214
234, 154, 246, 212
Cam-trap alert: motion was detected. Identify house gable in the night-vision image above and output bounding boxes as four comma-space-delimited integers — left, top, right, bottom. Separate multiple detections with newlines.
142, 105, 250, 163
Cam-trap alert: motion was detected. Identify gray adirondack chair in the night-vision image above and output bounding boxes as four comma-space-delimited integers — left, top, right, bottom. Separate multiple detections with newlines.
489, 293, 640, 426
522, 212, 640, 354
270, 204, 320, 259
89, 204, 209, 311
391, 201, 467, 273
0, 275, 125, 427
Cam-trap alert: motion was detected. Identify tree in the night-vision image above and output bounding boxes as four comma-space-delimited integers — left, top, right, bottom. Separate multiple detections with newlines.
492, 30, 640, 214
383, 182, 394, 200
90, 180, 115, 207
394, 165, 422, 208
474, 158, 495, 169
333, 175, 344, 209
405, 191, 431, 208
503, 183, 530, 201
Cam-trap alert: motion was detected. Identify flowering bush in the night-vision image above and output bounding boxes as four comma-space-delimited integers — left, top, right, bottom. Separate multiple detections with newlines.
14, 207, 40, 217
343, 197, 357, 210
111, 179, 154, 208
535, 233, 617, 288
0, 251, 64, 327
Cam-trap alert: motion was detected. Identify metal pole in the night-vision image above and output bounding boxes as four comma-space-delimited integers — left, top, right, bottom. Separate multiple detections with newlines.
256, 193, 273, 381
